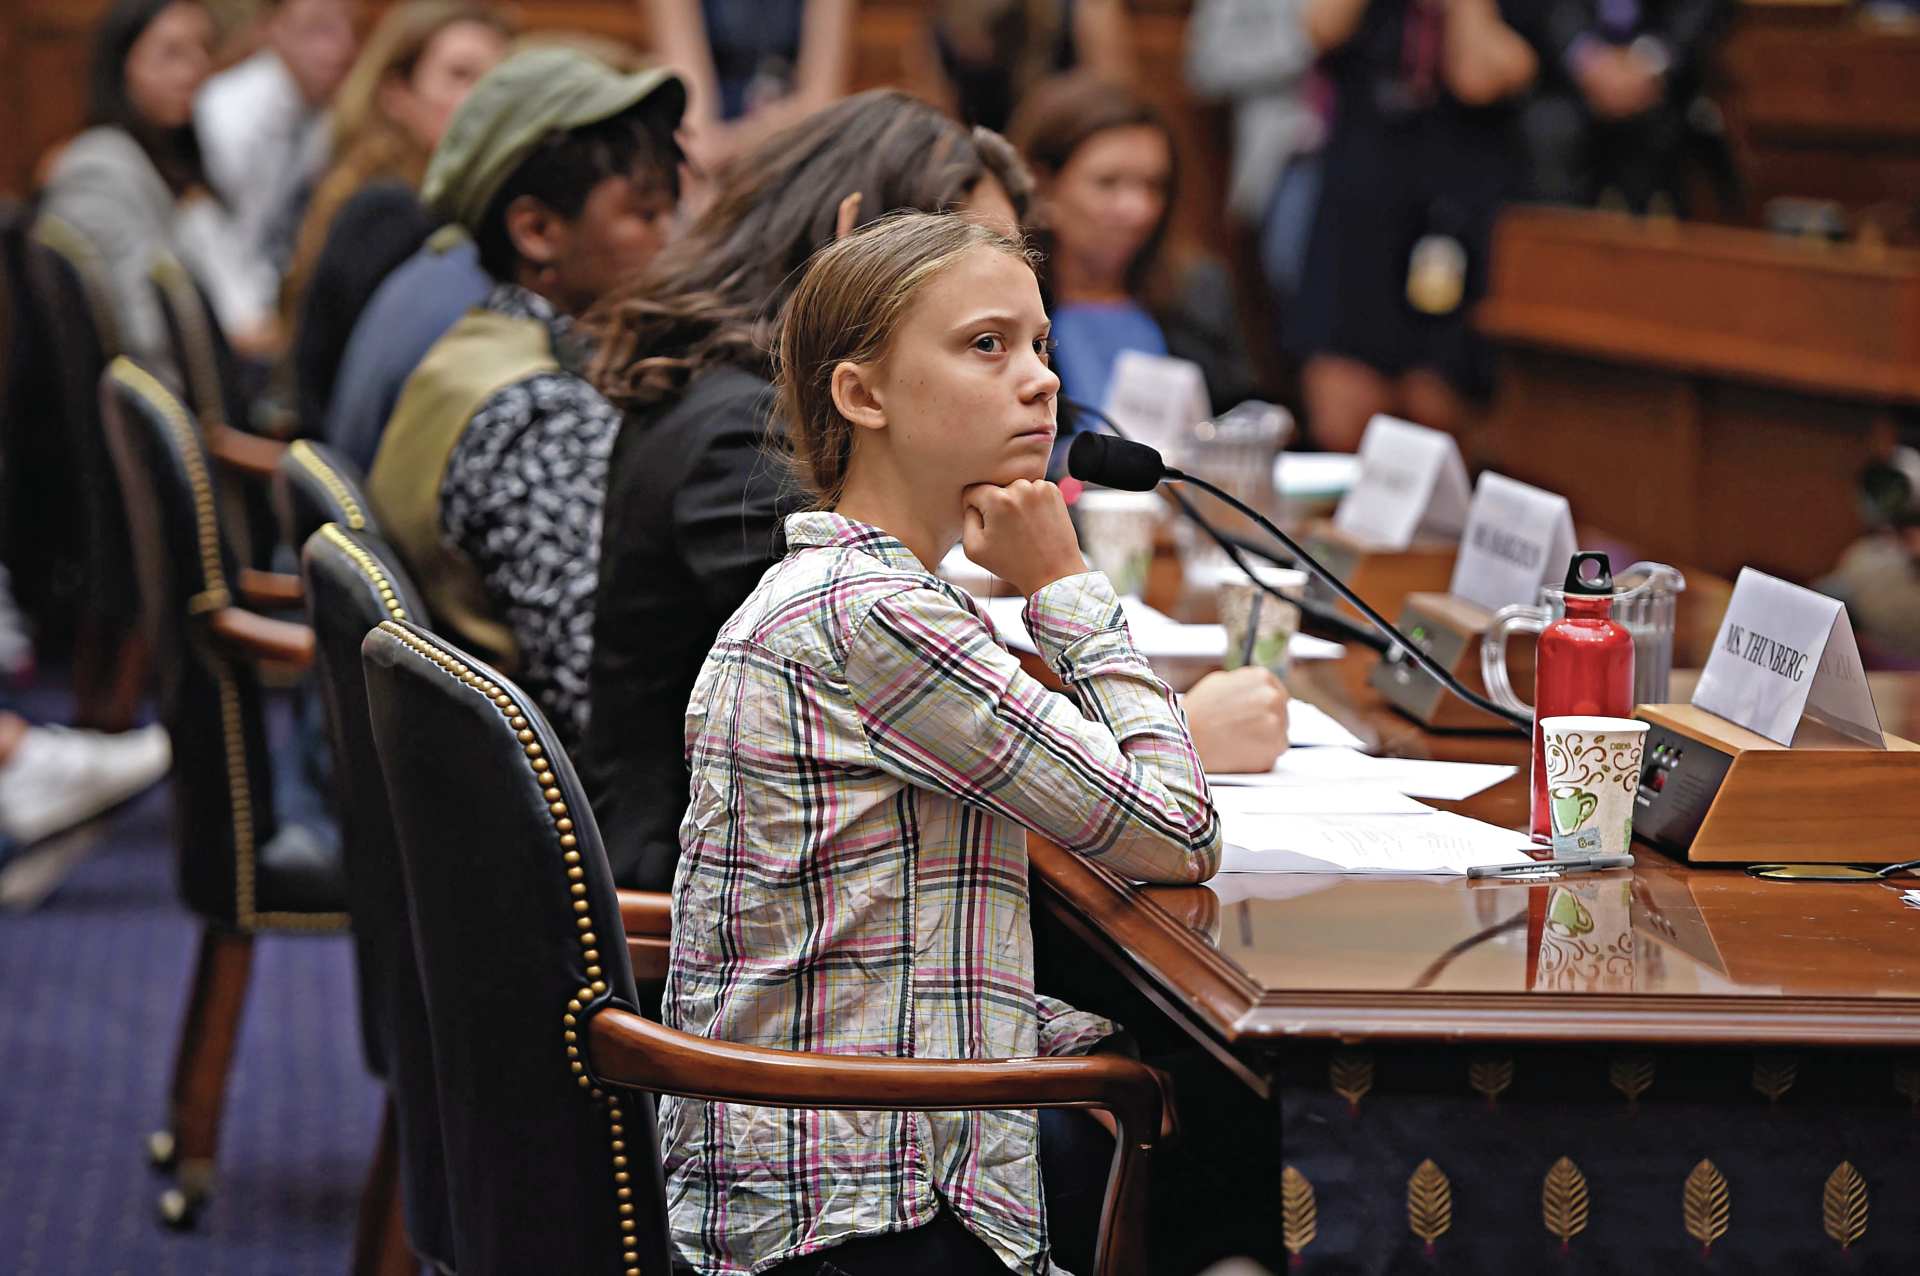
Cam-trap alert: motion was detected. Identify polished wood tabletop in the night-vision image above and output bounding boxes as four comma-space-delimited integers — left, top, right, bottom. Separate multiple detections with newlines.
1029, 655, 1920, 1063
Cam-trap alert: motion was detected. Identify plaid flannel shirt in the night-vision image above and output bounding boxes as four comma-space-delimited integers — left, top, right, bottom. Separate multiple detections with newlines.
662, 511, 1221, 1276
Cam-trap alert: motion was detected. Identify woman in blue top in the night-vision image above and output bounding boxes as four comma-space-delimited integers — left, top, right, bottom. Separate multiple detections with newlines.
1009, 73, 1256, 452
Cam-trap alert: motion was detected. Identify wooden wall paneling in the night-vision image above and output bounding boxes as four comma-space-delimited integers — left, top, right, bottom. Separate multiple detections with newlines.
1474, 351, 1706, 570
1693, 381, 1879, 582
6, 0, 109, 199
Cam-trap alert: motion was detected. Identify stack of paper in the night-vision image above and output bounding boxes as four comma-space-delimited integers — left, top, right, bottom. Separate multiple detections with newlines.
981, 594, 1345, 664
1901, 889, 1920, 912
1283, 701, 1366, 749
1216, 809, 1537, 876
1209, 746, 1515, 802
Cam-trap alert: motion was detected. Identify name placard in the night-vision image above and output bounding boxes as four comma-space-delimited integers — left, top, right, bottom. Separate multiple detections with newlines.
1692, 567, 1884, 748
1102, 351, 1211, 457
1448, 472, 1576, 612
1332, 415, 1471, 551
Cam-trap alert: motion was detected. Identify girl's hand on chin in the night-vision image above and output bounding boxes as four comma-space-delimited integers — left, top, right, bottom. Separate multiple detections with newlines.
961, 480, 1087, 599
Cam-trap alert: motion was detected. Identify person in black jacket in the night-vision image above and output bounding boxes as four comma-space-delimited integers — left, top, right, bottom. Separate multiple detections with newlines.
581, 90, 1036, 892
1518, 0, 1728, 211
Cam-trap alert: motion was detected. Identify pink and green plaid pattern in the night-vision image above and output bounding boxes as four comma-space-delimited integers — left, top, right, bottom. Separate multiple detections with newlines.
662, 512, 1221, 1275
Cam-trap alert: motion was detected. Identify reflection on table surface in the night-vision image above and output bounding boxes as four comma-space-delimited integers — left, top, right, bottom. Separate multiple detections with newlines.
1166, 859, 1920, 999
1034, 650, 1920, 1046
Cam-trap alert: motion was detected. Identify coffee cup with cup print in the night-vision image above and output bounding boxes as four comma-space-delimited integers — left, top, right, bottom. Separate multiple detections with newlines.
1220, 566, 1307, 674
1073, 489, 1164, 598
1539, 716, 1650, 858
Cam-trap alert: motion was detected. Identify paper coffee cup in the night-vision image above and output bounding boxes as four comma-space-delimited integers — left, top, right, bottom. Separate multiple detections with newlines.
1074, 490, 1163, 598
1220, 566, 1306, 673
1539, 716, 1649, 858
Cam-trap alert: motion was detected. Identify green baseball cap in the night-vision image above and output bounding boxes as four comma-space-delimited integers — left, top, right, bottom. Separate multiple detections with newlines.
422, 46, 685, 232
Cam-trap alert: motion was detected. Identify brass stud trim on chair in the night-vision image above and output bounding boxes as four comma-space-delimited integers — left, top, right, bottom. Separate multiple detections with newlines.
33, 214, 124, 355
149, 253, 227, 431
319, 523, 403, 618
376, 620, 640, 1273
294, 443, 368, 531
112, 361, 347, 933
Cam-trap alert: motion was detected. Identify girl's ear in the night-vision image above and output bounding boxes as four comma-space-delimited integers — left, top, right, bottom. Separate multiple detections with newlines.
830, 360, 888, 432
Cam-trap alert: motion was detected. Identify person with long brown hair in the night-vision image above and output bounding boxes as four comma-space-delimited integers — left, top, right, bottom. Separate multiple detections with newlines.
661, 208, 1219, 1276
580, 89, 1031, 894
285, 0, 512, 435
1008, 73, 1256, 449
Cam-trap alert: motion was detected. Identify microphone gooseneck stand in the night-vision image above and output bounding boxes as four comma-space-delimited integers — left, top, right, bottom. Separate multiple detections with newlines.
1060, 401, 1387, 654
1064, 423, 1532, 734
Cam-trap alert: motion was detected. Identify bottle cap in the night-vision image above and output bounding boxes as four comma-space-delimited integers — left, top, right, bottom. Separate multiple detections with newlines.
1562, 552, 1613, 596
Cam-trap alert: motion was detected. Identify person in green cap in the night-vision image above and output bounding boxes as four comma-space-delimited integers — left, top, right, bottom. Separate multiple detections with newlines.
364, 46, 685, 750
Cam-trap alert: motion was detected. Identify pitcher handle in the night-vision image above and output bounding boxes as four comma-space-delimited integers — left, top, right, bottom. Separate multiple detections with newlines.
1482, 603, 1550, 721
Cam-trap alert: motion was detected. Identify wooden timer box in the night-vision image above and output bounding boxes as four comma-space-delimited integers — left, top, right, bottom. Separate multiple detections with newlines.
1634, 703, 1920, 864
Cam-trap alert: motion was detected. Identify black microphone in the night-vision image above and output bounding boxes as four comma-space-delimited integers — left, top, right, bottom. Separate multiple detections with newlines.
1067, 429, 1531, 733
1061, 413, 1385, 652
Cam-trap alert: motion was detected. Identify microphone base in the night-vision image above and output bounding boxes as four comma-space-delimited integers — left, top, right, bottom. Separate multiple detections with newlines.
1367, 593, 1526, 733
1302, 521, 1459, 627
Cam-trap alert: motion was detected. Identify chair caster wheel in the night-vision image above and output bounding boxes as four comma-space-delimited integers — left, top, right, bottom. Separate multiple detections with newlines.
158, 1186, 201, 1230
147, 1129, 178, 1171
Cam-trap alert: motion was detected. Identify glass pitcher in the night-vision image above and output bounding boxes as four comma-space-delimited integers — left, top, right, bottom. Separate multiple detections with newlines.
1482, 561, 1686, 721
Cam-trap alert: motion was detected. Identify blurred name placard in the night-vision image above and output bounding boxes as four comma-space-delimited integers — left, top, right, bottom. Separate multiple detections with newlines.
1333, 415, 1470, 550
1449, 472, 1575, 612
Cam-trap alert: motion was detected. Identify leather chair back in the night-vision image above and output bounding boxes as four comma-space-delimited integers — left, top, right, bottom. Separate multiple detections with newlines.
0, 200, 85, 626
98, 357, 282, 927
301, 524, 452, 1269
27, 216, 140, 628
278, 439, 387, 554
151, 252, 276, 569
364, 621, 672, 1276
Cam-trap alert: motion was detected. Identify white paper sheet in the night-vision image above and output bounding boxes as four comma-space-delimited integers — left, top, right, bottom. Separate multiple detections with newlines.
1208, 746, 1515, 801
1284, 701, 1367, 749
1211, 783, 1433, 817
982, 594, 1344, 663
1217, 810, 1538, 875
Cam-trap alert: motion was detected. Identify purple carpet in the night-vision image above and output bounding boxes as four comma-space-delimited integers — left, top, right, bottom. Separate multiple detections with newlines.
0, 771, 383, 1273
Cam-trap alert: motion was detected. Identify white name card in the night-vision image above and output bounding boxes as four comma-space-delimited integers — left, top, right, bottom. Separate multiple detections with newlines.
1448, 472, 1576, 612
1692, 567, 1884, 748
1102, 351, 1211, 458
1332, 415, 1471, 550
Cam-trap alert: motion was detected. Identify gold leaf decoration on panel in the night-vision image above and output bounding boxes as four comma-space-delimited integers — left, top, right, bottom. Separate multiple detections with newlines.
1751, 1054, 1797, 1107
1894, 1059, 1920, 1113
1407, 1159, 1453, 1257
1469, 1055, 1514, 1110
1683, 1160, 1730, 1258
1282, 1166, 1317, 1261
1610, 1052, 1655, 1111
1823, 1162, 1868, 1254
1542, 1157, 1589, 1252
1330, 1050, 1374, 1115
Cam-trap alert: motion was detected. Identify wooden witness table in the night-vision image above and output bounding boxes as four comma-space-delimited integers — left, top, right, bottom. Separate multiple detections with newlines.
1030, 658, 1920, 1074
1026, 648, 1920, 1270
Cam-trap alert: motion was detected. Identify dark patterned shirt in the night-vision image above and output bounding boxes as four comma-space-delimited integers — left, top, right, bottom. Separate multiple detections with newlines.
439, 284, 614, 747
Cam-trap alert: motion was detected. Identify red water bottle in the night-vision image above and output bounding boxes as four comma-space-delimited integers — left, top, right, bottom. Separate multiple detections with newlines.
1530, 553, 1635, 842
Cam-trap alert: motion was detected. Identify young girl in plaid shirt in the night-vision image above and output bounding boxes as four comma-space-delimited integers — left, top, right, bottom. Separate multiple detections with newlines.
663, 211, 1222, 1276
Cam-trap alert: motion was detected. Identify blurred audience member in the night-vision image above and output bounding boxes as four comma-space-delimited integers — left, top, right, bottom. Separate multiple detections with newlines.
1521, 0, 1728, 211
364, 49, 685, 746
196, 0, 357, 290
285, 1, 512, 436
643, 0, 855, 178
1821, 448, 1920, 661
584, 90, 1029, 890
1184, 0, 1325, 311
320, 33, 650, 463
933, 0, 1134, 131
1010, 74, 1256, 443
40, 0, 279, 372
1294, 0, 1537, 451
